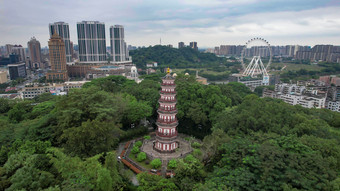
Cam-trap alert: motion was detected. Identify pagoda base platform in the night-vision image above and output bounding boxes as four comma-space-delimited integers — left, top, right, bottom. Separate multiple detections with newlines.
141, 136, 193, 161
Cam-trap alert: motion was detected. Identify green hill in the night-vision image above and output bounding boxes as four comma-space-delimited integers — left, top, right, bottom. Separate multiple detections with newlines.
130, 45, 224, 69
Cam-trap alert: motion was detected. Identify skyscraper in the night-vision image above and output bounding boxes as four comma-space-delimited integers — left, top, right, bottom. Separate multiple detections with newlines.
190, 42, 198, 51
70, 41, 74, 59
110, 25, 129, 62
49, 22, 72, 62
77, 21, 106, 63
178, 42, 185, 48
5, 44, 14, 56
12, 45, 26, 62
27, 37, 42, 68
46, 33, 68, 81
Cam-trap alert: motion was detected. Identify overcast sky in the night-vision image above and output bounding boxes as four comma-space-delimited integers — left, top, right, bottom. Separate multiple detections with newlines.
1, 0, 340, 48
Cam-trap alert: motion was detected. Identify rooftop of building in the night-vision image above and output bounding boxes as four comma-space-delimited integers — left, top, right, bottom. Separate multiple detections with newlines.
99, 65, 119, 69
50, 21, 68, 25
7, 62, 25, 67
24, 81, 89, 88
77, 21, 104, 24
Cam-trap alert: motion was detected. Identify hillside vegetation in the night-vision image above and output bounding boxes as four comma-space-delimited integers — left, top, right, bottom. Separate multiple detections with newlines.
0, 74, 340, 190
130, 45, 225, 69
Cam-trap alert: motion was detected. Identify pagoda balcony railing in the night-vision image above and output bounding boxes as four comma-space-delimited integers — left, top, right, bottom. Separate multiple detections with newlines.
153, 145, 177, 153
160, 91, 176, 94
158, 109, 177, 114
158, 98, 177, 103
158, 108, 177, 112
156, 131, 178, 138
156, 119, 178, 125
161, 83, 176, 86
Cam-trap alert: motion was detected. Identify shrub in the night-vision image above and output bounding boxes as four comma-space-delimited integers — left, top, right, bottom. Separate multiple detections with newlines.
137, 152, 147, 162
119, 126, 148, 142
144, 135, 151, 140
168, 159, 177, 169
135, 141, 143, 148
193, 149, 202, 158
131, 146, 140, 154
184, 154, 196, 163
151, 158, 162, 169
191, 142, 202, 149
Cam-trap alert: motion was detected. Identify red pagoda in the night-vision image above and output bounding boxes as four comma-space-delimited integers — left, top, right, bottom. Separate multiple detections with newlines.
154, 68, 178, 152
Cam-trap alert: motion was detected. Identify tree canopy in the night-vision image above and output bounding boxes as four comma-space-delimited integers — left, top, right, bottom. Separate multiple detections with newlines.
0, 73, 340, 190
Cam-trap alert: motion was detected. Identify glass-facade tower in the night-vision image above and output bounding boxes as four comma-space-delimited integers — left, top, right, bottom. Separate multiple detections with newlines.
77, 21, 106, 63
110, 25, 129, 62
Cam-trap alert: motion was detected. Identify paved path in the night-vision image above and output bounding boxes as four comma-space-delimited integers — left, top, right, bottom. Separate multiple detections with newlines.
161, 160, 168, 176
117, 142, 125, 156
131, 175, 139, 186
117, 142, 139, 186
141, 137, 193, 161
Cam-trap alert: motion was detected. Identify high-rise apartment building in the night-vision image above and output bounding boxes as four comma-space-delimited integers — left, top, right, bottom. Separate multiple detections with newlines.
12, 45, 26, 62
27, 37, 42, 68
49, 22, 72, 62
46, 33, 68, 81
5, 44, 14, 56
189, 42, 198, 51
110, 25, 129, 62
178, 42, 185, 48
70, 41, 74, 59
77, 21, 106, 63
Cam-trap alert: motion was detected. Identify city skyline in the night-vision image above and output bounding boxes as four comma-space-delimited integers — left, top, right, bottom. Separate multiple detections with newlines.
1, 0, 340, 48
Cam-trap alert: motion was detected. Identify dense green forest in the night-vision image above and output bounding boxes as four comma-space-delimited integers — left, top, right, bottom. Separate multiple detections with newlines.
280, 61, 340, 82
1, 74, 340, 190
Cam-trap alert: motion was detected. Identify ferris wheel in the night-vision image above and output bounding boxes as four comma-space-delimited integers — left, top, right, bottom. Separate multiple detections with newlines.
240, 37, 272, 78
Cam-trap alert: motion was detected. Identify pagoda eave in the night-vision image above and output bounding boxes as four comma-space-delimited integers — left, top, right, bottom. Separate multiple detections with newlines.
156, 121, 178, 127
157, 109, 178, 114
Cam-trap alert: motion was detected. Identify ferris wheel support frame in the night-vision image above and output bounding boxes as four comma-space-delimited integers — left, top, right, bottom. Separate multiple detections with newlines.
241, 38, 272, 78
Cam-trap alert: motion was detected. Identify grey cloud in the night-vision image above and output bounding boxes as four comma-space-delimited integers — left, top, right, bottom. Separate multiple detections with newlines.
0, 0, 339, 47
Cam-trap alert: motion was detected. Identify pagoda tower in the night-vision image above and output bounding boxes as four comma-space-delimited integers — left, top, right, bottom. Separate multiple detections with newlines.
154, 68, 178, 152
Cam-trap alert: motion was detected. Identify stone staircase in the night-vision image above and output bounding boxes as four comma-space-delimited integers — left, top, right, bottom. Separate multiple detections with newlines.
161, 160, 168, 176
